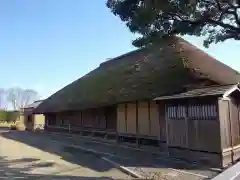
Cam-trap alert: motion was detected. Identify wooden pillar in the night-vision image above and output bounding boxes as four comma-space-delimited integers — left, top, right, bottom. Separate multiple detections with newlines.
80, 111, 83, 135
184, 100, 189, 149
165, 103, 170, 152
156, 101, 162, 148
148, 101, 151, 134
104, 108, 108, 140
227, 100, 234, 164
136, 101, 140, 147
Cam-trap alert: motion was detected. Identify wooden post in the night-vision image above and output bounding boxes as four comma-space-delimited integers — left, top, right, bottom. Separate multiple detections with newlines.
136, 101, 140, 148
227, 100, 234, 164
157, 101, 161, 149
148, 101, 151, 134
80, 111, 83, 135
104, 108, 108, 140
184, 101, 189, 149
165, 103, 170, 156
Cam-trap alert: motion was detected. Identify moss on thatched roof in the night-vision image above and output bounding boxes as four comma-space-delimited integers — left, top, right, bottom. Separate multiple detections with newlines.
35, 37, 240, 113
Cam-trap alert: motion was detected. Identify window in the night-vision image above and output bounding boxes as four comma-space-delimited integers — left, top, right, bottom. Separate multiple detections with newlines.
188, 104, 217, 120
167, 103, 217, 120
167, 104, 185, 120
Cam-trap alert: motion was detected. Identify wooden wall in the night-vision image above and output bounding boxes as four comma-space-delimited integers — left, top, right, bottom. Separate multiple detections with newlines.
46, 105, 117, 131
126, 103, 137, 133
22, 108, 45, 131
117, 104, 126, 133
138, 102, 149, 135
219, 98, 240, 149
218, 99, 232, 150
105, 106, 117, 130
166, 98, 221, 153
117, 100, 160, 138
229, 99, 240, 146
218, 97, 240, 166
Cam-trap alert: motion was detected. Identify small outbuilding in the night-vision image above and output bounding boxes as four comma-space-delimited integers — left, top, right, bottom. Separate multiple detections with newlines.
20, 100, 45, 131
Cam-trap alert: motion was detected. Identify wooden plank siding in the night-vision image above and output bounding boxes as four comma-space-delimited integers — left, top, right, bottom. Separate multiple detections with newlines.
229, 99, 240, 146
219, 97, 240, 166
138, 102, 150, 135
105, 106, 117, 131
117, 100, 160, 138
126, 103, 137, 134
150, 101, 160, 137
158, 102, 166, 142
117, 104, 126, 133
218, 99, 231, 150
219, 98, 240, 149
45, 106, 117, 131
165, 98, 221, 153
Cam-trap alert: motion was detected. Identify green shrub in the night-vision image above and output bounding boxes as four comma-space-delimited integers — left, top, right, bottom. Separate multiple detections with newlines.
7, 111, 20, 122
0, 110, 8, 121
0, 110, 20, 122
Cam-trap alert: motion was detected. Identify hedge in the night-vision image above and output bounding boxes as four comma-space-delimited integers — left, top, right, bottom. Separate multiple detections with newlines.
0, 110, 20, 122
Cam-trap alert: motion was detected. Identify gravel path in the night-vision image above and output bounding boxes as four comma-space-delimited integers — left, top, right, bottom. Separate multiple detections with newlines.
0, 130, 131, 180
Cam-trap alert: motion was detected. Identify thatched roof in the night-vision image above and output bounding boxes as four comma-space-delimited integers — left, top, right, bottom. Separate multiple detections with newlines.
34, 37, 240, 113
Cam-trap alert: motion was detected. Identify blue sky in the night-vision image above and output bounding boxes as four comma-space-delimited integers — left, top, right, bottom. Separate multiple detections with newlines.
0, 0, 240, 99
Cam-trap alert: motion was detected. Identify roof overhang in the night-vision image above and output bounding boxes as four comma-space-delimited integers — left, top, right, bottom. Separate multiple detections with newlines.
223, 83, 240, 99
153, 84, 240, 101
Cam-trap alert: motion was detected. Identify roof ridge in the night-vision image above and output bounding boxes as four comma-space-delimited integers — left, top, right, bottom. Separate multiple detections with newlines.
99, 48, 143, 67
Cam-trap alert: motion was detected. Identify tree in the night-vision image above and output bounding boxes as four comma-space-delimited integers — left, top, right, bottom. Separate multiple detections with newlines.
0, 88, 7, 110
107, 0, 240, 47
6, 88, 39, 110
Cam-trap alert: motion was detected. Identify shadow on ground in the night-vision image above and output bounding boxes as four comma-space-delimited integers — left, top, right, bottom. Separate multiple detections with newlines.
1, 130, 122, 174
0, 156, 120, 180
1, 130, 220, 179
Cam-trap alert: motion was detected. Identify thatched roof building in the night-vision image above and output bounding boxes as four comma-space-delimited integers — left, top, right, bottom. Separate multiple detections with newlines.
34, 37, 240, 113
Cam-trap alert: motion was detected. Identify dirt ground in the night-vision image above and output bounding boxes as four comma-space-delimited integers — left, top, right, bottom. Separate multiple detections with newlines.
0, 129, 131, 180
0, 129, 221, 180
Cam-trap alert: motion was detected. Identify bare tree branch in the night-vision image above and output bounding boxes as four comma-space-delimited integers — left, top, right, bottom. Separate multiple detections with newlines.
0, 89, 5, 110
6, 88, 39, 110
